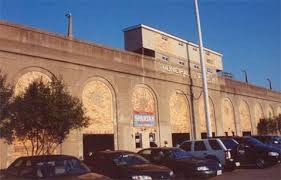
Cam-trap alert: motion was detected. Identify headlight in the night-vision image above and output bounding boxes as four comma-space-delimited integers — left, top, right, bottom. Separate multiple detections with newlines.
131, 175, 152, 180
197, 166, 210, 171
169, 171, 174, 176
268, 152, 279, 156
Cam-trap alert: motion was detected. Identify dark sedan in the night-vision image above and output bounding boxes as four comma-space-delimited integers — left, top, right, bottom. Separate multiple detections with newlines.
84, 150, 175, 180
251, 135, 281, 150
2, 155, 111, 179
138, 147, 222, 179
234, 136, 281, 168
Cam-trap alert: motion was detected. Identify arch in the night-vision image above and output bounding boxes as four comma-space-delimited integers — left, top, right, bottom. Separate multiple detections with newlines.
239, 100, 252, 133
82, 78, 115, 134
267, 105, 274, 119
14, 70, 52, 96
254, 103, 264, 127
222, 98, 236, 136
131, 84, 159, 149
277, 107, 281, 117
198, 96, 216, 134
169, 90, 191, 133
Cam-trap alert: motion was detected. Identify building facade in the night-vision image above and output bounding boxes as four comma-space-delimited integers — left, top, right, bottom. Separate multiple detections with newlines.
0, 21, 280, 169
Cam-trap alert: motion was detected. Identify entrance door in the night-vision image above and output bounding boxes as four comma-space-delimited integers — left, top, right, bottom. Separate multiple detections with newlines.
83, 134, 114, 160
172, 133, 190, 147
134, 130, 158, 151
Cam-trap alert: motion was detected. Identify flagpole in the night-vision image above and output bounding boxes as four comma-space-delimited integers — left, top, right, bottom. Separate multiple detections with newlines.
194, 0, 212, 138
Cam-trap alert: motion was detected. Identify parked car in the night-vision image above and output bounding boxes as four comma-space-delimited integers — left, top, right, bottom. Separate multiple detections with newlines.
251, 135, 281, 150
138, 147, 222, 178
178, 138, 239, 169
2, 155, 111, 179
84, 150, 175, 180
232, 136, 281, 168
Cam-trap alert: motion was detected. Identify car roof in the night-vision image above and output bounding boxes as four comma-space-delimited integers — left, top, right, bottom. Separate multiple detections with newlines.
10, 155, 79, 165
140, 147, 181, 151
96, 150, 135, 156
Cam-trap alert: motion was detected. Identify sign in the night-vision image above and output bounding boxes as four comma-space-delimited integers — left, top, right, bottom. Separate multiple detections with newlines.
133, 113, 155, 127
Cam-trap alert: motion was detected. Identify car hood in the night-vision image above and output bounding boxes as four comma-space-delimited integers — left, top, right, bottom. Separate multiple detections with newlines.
255, 144, 281, 153
78, 172, 112, 180
125, 163, 171, 173
174, 157, 220, 167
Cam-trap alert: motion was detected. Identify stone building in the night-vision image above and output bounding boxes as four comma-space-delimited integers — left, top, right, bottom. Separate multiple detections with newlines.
0, 21, 280, 169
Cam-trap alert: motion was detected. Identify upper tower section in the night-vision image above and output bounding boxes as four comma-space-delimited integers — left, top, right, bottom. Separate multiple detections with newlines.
123, 24, 223, 73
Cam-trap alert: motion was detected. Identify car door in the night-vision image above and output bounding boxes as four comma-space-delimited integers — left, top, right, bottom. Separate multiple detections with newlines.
193, 141, 208, 158
237, 139, 253, 164
207, 139, 224, 163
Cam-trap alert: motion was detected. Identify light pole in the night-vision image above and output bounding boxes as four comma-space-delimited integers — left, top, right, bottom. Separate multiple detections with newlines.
266, 78, 272, 90
242, 70, 248, 83
65, 13, 73, 38
194, 0, 212, 138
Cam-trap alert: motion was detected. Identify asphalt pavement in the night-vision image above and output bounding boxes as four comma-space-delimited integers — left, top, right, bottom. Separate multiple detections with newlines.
212, 164, 281, 180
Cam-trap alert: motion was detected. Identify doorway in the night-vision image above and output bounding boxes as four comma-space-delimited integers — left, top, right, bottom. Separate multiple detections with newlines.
83, 134, 114, 160
172, 133, 190, 147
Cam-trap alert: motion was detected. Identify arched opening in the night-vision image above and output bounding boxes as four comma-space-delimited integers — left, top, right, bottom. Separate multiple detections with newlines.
169, 91, 191, 146
222, 98, 236, 136
239, 100, 252, 136
199, 96, 216, 139
131, 85, 158, 151
82, 79, 115, 159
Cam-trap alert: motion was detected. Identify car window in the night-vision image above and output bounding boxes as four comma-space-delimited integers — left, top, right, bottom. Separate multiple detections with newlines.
194, 141, 207, 151
14, 159, 24, 167
181, 142, 192, 151
208, 140, 222, 150
113, 154, 149, 166
139, 149, 152, 155
221, 139, 238, 149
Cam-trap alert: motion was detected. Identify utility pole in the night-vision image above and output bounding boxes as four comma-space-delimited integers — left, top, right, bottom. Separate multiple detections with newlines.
194, 0, 212, 138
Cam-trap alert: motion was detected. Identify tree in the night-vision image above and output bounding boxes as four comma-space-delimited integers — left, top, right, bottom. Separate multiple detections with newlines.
0, 71, 14, 142
0, 77, 89, 155
257, 115, 281, 135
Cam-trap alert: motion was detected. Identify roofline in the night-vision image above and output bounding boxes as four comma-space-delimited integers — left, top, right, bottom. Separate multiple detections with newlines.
123, 24, 223, 56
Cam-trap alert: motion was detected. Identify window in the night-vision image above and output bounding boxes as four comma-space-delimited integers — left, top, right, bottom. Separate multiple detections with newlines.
139, 149, 151, 155
162, 36, 168, 41
194, 64, 200, 69
178, 42, 184, 46
179, 61, 185, 65
135, 133, 142, 148
194, 141, 207, 151
207, 68, 212, 73
181, 142, 192, 151
162, 55, 169, 61
207, 59, 213, 64
208, 140, 222, 150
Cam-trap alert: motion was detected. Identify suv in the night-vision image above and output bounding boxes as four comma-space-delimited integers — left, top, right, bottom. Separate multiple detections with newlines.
232, 136, 280, 168
178, 138, 240, 169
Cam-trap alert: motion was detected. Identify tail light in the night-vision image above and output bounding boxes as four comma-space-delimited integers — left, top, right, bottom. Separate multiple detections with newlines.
225, 150, 231, 159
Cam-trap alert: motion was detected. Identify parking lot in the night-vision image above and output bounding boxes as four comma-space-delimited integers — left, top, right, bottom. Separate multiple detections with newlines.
212, 164, 281, 180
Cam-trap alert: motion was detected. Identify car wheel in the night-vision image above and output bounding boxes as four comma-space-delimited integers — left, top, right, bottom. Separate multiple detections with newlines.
256, 158, 265, 169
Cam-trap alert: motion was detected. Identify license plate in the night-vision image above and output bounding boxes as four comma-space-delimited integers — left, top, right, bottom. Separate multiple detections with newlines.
235, 162, 240, 166
217, 170, 222, 176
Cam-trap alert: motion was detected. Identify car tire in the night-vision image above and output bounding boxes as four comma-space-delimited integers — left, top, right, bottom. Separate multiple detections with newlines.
256, 158, 265, 169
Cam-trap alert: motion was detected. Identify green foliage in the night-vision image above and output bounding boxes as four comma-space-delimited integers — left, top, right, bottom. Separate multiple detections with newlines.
257, 115, 281, 135
0, 71, 14, 142
0, 76, 89, 155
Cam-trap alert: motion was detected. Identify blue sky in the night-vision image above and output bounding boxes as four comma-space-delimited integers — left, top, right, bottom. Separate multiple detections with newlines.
0, 0, 280, 91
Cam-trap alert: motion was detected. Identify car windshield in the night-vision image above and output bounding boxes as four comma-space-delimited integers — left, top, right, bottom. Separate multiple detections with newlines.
171, 148, 193, 159
245, 137, 265, 146
113, 154, 150, 166
221, 139, 238, 149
